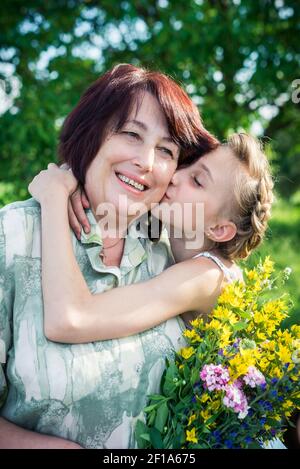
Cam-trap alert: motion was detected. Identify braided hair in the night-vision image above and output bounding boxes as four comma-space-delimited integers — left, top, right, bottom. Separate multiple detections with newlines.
217, 133, 274, 260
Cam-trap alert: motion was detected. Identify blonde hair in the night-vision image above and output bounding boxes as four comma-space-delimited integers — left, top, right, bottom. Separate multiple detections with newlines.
217, 133, 274, 260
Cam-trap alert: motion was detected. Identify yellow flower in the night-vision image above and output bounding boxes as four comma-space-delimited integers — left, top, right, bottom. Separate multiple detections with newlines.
186, 428, 198, 443
213, 306, 239, 324
264, 424, 271, 431
277, 344, 292, 364
200, 409, 211, 422
200, 393, 210, 403
183, 329, 202, 343
218, 284, 245, 308
205, 319, 222, 331
245, 269, 259, 281
258, 357, 270, 370
219, 325, 232, 348
261, 256, 274, 278
229, 349, 257, 380
181, 347, 195, 360
253, 311, 264, 324
269, 366, 283, 379
188, 413, 197, 426
291, 325, 300, 339
210, 399, 221, 412
283, 400, 293, 418
256, 331, 267, 341
190, 317, 204, 329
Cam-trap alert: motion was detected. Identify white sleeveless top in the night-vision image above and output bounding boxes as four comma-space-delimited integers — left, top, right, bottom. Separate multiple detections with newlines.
192, 251, 242, 283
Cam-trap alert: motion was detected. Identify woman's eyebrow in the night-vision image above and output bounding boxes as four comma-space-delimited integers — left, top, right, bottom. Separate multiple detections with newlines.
126, 119, 147, 131
127, 119, 176, 145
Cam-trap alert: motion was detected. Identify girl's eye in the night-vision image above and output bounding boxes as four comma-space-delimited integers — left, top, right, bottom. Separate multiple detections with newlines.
158, 147, 174, 158
194, 177, 203, 187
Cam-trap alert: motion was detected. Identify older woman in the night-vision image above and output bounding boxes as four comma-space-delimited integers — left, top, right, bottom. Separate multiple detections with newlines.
0, 64, 218, 448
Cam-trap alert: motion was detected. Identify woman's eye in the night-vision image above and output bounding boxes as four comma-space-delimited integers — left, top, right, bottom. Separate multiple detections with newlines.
122, 131, 140, 140
158, 147, 174, 158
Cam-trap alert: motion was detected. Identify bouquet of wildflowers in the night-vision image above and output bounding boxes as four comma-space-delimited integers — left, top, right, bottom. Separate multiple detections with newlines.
135, 258, 300, 449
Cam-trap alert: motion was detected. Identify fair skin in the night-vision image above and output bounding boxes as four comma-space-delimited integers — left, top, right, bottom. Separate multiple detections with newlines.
76, 91, 179, 266
0, 92, 179, 449
28, 146, 243, 344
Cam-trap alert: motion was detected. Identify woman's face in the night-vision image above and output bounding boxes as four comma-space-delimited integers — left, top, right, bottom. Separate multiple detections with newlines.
84, 92, 179, 222
159, 146, 239, 233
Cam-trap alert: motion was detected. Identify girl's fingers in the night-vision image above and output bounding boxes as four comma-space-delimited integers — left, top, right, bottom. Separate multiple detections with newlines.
47, 163, 58, 169
70, 189, 90, 234
81, 190, 90, 210
68, 200, 82, 240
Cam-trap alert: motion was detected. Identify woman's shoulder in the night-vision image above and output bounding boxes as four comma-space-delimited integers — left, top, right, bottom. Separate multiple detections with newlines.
0, 198, 41, 264
0, 197, 41, 220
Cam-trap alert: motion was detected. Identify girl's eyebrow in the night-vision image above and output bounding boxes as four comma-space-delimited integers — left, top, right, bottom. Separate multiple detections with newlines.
199, 162, 214, 183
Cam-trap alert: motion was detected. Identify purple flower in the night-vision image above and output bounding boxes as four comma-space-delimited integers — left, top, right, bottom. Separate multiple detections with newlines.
223, 383, 249, 419
243, 366, 266, 388
200, 364, 230, 391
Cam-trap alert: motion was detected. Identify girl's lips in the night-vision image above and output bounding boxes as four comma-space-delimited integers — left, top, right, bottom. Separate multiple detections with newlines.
114, 172, 148, 196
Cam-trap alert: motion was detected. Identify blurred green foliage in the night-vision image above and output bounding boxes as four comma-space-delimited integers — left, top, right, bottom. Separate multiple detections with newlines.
0, 0, 299, 202
242, 197, 300, 327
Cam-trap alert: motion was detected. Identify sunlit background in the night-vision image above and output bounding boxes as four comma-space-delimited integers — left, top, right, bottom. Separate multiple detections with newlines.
0, 0, 299, 324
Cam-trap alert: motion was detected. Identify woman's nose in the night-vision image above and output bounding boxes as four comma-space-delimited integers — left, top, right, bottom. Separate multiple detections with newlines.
170, 171, 180, 186
133, 146, 155, 171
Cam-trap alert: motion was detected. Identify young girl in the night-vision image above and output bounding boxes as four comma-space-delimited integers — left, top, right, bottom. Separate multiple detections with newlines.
29, 132, 274, 342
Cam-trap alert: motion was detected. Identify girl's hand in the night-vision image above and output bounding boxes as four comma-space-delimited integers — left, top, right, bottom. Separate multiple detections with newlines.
28, 163, 78, 203
68, 187, 91, 239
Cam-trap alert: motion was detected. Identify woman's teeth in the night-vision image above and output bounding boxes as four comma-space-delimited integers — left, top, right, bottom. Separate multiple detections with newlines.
117, 173, 145, 191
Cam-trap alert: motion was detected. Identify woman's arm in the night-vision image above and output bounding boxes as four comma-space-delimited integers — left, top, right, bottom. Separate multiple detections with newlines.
0, 417, 82, 449
29, 165, 223, 343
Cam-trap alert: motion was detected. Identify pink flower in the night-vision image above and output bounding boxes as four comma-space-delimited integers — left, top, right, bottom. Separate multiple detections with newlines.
200, 364, 230, 391
243, 366, 266, 388
223, 383, 249, 419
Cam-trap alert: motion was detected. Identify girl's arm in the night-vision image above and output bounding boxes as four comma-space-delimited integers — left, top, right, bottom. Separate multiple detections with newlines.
29, 165, 223, 344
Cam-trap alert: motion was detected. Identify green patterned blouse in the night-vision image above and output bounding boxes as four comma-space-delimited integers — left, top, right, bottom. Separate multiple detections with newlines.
0, 199, 186, 448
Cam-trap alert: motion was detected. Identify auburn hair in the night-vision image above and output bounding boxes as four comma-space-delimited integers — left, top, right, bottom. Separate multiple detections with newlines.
59, 63, 219, 183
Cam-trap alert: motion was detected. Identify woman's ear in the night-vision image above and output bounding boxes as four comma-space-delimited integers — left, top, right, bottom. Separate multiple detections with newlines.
207, 220, 237, 243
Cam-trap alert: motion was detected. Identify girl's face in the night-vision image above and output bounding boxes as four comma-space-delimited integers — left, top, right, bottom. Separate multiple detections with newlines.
159, 146, 239, 234
84, 92, 180, 223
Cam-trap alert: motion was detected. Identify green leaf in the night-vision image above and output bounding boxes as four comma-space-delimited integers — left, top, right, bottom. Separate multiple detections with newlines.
143, 403, 159, 413
233, 321, 248, 331
149, 427, 163, 449
154, 402, 169, 433
135, 420, 151, 449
